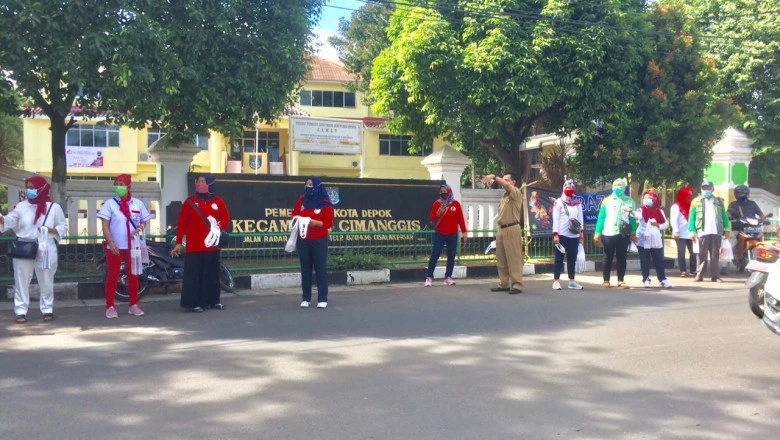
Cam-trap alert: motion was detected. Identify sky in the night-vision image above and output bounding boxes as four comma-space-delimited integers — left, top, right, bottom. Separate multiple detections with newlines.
313, 0, 366, 60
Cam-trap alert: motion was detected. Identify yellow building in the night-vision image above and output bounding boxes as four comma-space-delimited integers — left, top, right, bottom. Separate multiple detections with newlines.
22, 56, 447, 182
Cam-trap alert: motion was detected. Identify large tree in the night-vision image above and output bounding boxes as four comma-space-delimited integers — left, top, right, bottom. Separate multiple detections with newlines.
0, 0, 323, 203
368, 0, 651, 182
572, 3, 736, 187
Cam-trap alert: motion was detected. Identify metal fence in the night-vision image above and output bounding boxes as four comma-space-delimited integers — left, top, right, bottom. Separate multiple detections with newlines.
1, 219, 778, 283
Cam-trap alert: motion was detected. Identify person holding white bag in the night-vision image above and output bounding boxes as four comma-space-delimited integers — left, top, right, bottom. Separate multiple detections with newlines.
291, 177, 333, 309
688, 181, 730, 283
1, 176, 66, 323
551, 180, 584, 290
635, 190, 672, 289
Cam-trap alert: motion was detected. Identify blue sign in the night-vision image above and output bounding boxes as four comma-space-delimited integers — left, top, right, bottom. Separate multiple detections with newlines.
249, 156, 262, 170
327, 187, 340, 205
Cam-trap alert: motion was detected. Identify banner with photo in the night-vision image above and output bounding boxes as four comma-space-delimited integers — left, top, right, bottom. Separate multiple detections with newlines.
66, 147, 104, 168
525, 187, 612, 237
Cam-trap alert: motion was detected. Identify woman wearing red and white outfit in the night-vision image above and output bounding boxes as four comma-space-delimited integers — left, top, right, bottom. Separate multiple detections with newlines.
172, 174, 230, 312
425, 184, 467, 286
292, 177, 334, 309
552, 179, 585, 290
98, 174, 152, 318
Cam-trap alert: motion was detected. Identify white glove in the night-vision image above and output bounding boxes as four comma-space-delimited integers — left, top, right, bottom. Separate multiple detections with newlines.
296, 216, 311, 239
204, 215, 222, 248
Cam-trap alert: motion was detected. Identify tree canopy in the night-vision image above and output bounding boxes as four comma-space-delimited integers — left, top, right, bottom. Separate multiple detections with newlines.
0, 0, 323, 202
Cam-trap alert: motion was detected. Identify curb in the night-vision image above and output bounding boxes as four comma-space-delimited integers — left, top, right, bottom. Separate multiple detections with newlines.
3, 258, 677, 302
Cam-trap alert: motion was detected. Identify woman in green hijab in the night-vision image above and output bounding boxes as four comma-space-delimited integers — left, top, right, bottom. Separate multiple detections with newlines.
594, 178, 638, 288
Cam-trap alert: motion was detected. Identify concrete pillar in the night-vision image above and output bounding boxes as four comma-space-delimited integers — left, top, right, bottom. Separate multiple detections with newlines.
420, 145, 471, 201
148, 138, 202, 231
705, 127, 754, 205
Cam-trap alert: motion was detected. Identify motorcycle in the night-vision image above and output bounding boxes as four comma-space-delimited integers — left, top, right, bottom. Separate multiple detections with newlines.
98, 227, 236, 302
746, 241, 780, 319
735, 213, 773, 273
759, 257, 780, 335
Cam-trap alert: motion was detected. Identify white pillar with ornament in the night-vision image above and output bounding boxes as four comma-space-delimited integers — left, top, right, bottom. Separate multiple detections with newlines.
148, 139, 203, 231
420, 145, 471, 201
705, 127, 754, 206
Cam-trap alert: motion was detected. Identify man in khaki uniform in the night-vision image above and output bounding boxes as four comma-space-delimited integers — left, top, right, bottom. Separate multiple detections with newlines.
482, 172, 524, 294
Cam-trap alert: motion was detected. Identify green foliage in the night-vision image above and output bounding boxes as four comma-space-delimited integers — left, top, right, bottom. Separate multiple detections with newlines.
369, 0, 650, 180
0, 115, 23, 167
573, 3, 737, 187
329, 253, 387, 271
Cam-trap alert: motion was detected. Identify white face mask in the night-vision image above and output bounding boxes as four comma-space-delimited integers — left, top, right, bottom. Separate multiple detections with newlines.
643, 199, 653, 207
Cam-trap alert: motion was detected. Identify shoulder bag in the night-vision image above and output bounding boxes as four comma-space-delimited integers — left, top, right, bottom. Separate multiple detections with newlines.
8, 203, 54, 259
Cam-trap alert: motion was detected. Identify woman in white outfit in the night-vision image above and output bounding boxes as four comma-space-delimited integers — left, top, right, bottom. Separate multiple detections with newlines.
669, 186, 696, 277
634, 190, 672, 289
0, 176, 67, 323
551, 179, 585, 290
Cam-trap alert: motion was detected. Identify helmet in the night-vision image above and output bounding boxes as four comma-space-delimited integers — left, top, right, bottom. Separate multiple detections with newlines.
734, 185, 749, 197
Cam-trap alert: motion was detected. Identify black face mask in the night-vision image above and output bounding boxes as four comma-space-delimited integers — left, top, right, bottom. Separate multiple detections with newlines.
440, 193, 448, 199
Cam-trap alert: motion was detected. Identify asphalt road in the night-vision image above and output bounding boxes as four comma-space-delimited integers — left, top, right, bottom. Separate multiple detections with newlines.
1, 272, 778, 440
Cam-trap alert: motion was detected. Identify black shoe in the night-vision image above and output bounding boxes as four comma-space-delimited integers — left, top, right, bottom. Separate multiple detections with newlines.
14, 314, 27, 324
490, 287, 510, 292
508, 288, 523, 295
210, 304, 225, 310
42, 313, 54, 322
712, 277, 724, 283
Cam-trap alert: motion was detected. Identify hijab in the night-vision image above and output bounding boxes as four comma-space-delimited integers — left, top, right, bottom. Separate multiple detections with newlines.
641, 190, 665, 224
25, 175, 51, 223
195, 173, 217, 200
302, 177, 332, 210
114, 174, 133, 222
560, 179, 580, 206
675, 186, 692, 219
438, 184, 455, 204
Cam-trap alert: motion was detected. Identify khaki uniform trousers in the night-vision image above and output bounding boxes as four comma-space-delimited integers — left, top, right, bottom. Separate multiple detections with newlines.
496, 224, 524, 290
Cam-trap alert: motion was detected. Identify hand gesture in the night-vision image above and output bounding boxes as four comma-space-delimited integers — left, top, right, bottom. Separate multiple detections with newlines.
593, 233, 601, 243
673, 232, 679, 239
630, 234, 638, 245
553, 236, 560, 245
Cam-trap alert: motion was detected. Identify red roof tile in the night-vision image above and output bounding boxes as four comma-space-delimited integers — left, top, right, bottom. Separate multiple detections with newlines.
306, 55, 356, 82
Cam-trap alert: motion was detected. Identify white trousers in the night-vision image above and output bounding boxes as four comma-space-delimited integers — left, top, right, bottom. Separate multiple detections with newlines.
12, 257, 57, 316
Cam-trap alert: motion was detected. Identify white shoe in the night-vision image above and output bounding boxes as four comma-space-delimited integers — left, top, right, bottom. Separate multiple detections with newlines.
567, 281, 583, 290
552, 281, 562, 290
300, 301, 310, 308
660, 279, 672, 289
317, 302, 328, 309
643, 279, 651, 288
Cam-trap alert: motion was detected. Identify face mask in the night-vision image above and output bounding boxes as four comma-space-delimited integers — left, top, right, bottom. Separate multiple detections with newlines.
304, 186, 315, 196
440, 193, 448, 199
737, 195, 747, 202
195, 182, 209, 194
26, 189, 38, 200
113, 186, 128, 197
643, 199, 653, 207
612, 187, 624, 196
563, 189, 574, 197
702, 190, 713, 198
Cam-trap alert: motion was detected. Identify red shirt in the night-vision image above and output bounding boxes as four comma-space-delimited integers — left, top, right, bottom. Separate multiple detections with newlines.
292, 197, 334, 240
176, 195, 230, 253
429, 200, 467, 235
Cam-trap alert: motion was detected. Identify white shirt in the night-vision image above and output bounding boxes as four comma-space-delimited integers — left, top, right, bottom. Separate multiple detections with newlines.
552, 199, 584, 238
702, 197, 718, 236
1, 201, 67, 248
669, 203, 691, 240
602, 197, 631, 237
97, 197, 152, 250
635, 208, 668, 249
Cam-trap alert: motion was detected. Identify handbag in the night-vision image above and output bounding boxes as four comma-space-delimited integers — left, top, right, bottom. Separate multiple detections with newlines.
7, 203, 53, 259
186, 198, 230, 247
559, 201, 581, 234
620, 219, 632, 237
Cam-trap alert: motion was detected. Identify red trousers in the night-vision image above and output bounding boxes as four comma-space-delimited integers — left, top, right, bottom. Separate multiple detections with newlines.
104, 248, 138, 308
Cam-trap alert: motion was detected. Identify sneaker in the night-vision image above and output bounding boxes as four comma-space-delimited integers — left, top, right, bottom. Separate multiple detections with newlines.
552, 281, 562, 290
300, 301, 310, 308
660, 279, 672, 289
317, 302, 328, 309
424, 277, 432, 287
643, 279, 651, 288
680, 272, 687, 278
444, 277, 455, 286
128, 304, 145, 316
568, 281, 583, 290
105, 307, 118, 319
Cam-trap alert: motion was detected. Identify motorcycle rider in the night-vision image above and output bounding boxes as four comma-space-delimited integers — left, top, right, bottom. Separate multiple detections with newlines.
727, 185, 766, 268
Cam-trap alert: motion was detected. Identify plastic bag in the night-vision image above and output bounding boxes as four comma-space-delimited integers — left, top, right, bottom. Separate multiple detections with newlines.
628, 242, 638, 253
285, 217, 300, 253
720, 238, 734, 260
129, 235, 143, 275
139, 231, 150, 264
576, 243, 586, 273
297, 216, 311, 239
692, 238, 699, 254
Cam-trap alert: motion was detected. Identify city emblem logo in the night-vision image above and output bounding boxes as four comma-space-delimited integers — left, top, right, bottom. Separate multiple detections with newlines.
327, 187, 340, 205
249, 156, 262, 170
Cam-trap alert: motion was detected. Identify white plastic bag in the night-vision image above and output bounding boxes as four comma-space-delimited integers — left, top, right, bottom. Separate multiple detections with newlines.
576, 243, 586, 273
129, 235, 143, 275
139, 231, 150, 264
628, 242, 638, 253
692, 238, 699, 254
297, 216, 311, 239
720, 238, 734, 260
285, 217, 300, 253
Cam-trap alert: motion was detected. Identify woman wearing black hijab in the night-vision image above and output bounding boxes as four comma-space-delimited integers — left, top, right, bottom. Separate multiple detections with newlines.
172, 174, 231, 312
291, 177, 334, 309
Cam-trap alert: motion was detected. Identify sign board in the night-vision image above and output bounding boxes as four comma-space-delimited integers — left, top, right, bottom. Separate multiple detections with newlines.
66, 147, 104, 168
290, 116, 362, 154
526, 187, 612, 237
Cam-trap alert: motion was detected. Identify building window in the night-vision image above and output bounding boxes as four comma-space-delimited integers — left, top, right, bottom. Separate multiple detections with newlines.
379, 134, 431, 156
147, 129, 167, 148
66, 124, 120, 148
194, 134, 209, 150
240, 130, 280, 153
299, 90, 357, 108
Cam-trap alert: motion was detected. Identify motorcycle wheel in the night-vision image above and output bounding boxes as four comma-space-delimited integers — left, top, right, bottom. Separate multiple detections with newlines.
109, 263, 150, 303
748, 284, 765, 319
220, 263, 236, 293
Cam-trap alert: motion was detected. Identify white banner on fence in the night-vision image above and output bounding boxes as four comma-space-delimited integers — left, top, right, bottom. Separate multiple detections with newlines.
66, 147, 104, 168
290, 116, 362, 154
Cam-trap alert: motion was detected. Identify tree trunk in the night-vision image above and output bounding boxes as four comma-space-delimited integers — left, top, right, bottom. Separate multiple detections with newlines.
50, 117, 68, 207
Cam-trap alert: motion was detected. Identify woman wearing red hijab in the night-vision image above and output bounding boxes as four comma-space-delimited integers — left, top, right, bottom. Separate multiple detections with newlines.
98, 174, 152, 319
0, 176, 67, 323
634, 190, 671, 288
670, 186, 696, 277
